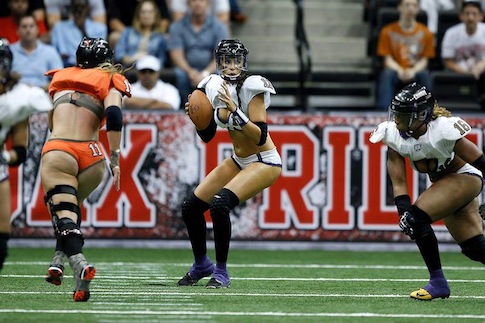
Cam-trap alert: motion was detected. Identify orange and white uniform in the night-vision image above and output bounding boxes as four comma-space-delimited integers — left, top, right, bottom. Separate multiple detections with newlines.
42, 67, 131, 172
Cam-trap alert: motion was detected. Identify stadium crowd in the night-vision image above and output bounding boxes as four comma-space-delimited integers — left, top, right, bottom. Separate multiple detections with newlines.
0, 0, 248, 110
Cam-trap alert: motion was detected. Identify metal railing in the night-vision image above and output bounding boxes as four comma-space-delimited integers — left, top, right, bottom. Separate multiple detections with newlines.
294, 0, 312, 111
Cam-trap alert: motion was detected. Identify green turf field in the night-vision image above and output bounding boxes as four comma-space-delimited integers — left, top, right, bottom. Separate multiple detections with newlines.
1, 246, 485, 322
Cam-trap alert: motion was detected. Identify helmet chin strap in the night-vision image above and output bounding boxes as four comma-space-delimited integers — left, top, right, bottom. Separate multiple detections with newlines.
405, 120, 427, 137
221, 69, 242, 82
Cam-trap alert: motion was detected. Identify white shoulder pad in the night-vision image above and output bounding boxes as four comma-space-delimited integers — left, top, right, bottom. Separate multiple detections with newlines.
244, 75, 276, 94
197, 75, 215, 89
438, 117, 471, 141
27, 85, 53, 112
369, 121, 389, 143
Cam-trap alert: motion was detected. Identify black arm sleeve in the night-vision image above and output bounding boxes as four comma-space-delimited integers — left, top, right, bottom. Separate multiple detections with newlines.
472, 154, 485, 172
196, 117, 217, 143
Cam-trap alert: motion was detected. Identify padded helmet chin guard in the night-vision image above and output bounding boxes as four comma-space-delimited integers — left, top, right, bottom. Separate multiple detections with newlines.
76, 36, 113, 69
0, 38, 12, 85
215, 39, 249, 81
390, 82, 435, 130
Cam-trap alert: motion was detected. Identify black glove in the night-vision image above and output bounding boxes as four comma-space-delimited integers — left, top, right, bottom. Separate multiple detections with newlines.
394, 194, 412, 216
399, 211, 416, 239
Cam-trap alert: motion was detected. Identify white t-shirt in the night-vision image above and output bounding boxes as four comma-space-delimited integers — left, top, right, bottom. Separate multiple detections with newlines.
44, 0, 106, 19
170, 0, 229, 14
441, 22, 485, 72
127, 80, 181, 110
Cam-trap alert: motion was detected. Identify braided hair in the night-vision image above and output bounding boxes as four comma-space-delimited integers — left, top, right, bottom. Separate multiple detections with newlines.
235, 72, 250, 109
431, 104, 452, 119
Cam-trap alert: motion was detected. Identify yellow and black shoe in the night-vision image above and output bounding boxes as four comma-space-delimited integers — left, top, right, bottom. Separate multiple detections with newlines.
410, 288, 450, 301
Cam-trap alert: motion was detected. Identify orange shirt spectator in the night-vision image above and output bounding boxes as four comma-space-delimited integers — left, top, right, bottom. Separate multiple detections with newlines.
377, 22, 435, 68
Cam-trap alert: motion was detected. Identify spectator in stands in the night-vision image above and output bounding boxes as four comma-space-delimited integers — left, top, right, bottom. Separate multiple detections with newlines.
229, 0, 247, 23
50, 0, 107, 67
114, 0, 168, 70
106, 0, 170, 48
123, 55, 180, 110
168, 0, 229, 104
420, 0, 456, 34
0, 0, 48, 43
44, 0, 106, 29
376, 0, 435, 110
441, 0, 485, 108
170, 0, 230, 26
11, 14, 63, 91
0, 0, 45, 21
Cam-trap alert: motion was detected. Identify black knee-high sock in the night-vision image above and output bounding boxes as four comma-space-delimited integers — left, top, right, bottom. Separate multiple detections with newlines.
182, 193, 210, 259
55, 238, 63, 252
411, 206, 442, 273
416, 232, 442, 272
211, 188, 239, 264
0, 233, 10, 271
188, 212, 208, 258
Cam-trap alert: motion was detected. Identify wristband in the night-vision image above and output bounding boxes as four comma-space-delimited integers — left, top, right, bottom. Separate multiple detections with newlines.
231, 108, 249, 126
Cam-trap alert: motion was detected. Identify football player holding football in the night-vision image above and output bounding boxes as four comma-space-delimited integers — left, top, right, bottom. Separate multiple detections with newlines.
370, 83, 485, 300
178, 39, 282, 288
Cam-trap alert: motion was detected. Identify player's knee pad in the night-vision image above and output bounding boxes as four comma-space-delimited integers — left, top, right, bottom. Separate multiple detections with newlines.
182, 193, 210, 224
407, 205, 434, 239
209, 188, 240, 223
45, 185, 81, 227
460, 235, 485, 264
56, 218, 83, 240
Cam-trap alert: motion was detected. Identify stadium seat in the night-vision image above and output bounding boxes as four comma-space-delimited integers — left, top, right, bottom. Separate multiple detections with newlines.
431, 71, 481, 111
365, 0, 400, 26
430, 10, 460, 71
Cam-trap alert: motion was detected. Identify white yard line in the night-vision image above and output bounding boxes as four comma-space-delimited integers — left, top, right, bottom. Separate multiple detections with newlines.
3, 274, 485, 283
5, 261, 485, 271
0, 309, 484, 319
1, 290, 485, 299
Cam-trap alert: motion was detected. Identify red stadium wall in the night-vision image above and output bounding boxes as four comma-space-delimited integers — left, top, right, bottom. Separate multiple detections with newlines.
9, 112, 484, 242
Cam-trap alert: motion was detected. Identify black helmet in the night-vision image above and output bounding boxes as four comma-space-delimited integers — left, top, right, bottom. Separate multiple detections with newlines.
215, 39, 248, 81
0, 38, 12, 84
76, 37, 113, 69
390, 82, 435, 131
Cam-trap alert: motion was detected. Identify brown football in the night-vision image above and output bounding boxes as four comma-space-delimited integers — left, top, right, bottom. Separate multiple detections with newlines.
188, 89, 213, 130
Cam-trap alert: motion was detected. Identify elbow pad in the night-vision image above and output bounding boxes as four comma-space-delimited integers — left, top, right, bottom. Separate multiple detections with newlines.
106, 105, 123, 131
10, 146, 27, 166
197, 118, 217, 143
254, 122, 268, 146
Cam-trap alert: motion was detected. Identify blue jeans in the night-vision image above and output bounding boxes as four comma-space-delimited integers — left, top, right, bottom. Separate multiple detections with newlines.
377, 68, 432, 110
174, 67, 193, 110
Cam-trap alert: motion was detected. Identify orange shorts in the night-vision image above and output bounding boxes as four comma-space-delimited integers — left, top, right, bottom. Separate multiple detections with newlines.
42, 139, 106, 172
